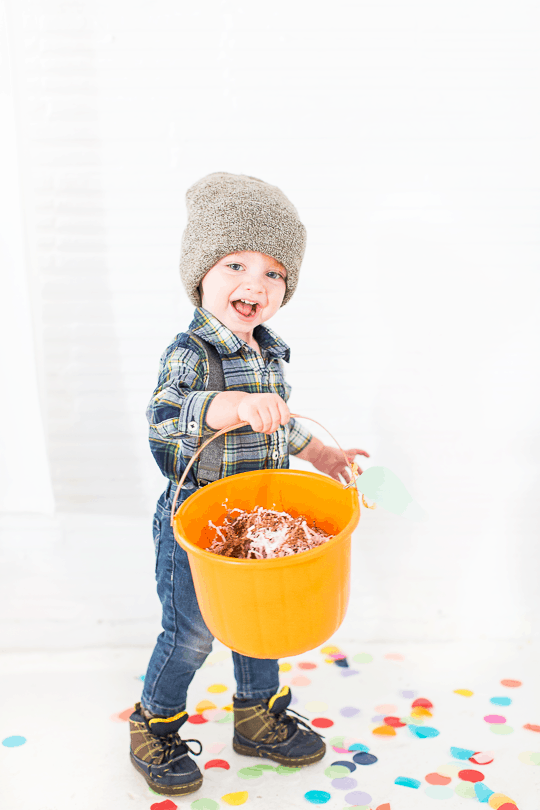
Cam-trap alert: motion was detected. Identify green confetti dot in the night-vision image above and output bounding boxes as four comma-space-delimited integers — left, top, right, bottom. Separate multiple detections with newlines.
217, 712, 233, 724
325, 765, 351, 778
490, 724, 514, 735
191, 800, 220, 810
275, 765, 301, 775
254, 764, 276, 771
353, 653, 373, 664
328, 735, 346, 746
238, 766, 264, 779
455, 782, 476, 798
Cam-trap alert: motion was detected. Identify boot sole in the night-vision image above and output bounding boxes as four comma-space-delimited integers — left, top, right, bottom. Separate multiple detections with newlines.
130, 753, 203, 796
233, 739, 326, 766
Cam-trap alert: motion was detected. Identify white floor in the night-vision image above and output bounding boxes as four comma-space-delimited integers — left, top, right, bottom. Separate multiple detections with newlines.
1, 511, 540, 809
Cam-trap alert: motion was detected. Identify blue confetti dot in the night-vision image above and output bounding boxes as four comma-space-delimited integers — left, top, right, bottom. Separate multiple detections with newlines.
352, 752, 378, 766
2, 736, 26, 747
425, 785, 454, 799
330, 760, 356, 772
450, 746, 476, 759
304, 790, 331, 804
395, 776, 421, 788
474, 783, 495, 802
490, 696, 511, 706
348, 743, 370, 752
414, 725, 439, 738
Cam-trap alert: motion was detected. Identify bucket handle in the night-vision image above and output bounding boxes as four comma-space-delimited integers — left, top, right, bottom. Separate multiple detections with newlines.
169, 414, 360, 525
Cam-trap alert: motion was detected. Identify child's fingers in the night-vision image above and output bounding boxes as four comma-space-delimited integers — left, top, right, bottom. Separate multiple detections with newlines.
346, 448, 370, 459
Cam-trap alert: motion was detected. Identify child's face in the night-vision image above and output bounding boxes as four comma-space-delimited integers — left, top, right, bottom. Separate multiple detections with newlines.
200, 251, 287, 338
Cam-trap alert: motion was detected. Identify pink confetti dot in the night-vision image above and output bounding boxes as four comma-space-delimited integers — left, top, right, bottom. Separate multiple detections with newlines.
484, 714, 506, 724
384, 652, 404, 661
290, 675, 311, 686
298, 661, 317, 669
375, 703, 398, 714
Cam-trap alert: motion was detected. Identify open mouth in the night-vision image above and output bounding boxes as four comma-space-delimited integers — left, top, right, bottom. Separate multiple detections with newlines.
231, 299, 261, 319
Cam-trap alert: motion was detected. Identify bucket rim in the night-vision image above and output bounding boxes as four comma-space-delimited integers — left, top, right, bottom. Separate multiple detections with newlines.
172, 469, 360, 567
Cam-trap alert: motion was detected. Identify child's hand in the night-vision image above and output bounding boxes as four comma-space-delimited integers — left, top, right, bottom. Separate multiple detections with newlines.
237, 393, 291, 435
311, 446, 370, 484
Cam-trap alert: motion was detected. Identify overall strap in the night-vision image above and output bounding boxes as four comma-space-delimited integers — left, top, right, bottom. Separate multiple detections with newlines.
188, 331, 226, 487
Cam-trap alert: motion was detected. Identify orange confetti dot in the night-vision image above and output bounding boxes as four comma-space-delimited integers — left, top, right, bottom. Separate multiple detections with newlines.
116, 707, 134, 722
425, 773, 451, 785
501, 679, 522, 688
488, 794, 517, 809
411, 707, 433, 717
372, 725, 396, 736
195, 700, 217, 713
524, 723, 540, 732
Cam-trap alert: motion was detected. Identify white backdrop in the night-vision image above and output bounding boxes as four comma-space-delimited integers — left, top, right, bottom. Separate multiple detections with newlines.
1, 0, 539, 643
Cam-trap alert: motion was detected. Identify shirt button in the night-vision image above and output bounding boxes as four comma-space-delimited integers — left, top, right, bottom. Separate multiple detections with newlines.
188, 421, 198, 433
272, 450, 279, 460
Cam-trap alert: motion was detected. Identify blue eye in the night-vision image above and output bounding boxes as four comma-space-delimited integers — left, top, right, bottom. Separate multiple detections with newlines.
267, 271, 284, 280
227, 263, 243, 271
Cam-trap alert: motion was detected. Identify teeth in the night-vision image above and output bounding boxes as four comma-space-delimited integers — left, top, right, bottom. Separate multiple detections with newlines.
240, 299, 257, 305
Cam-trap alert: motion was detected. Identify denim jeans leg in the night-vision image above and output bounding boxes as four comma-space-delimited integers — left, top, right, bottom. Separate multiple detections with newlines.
232, 652, 280, 700
141, 491, 214, 716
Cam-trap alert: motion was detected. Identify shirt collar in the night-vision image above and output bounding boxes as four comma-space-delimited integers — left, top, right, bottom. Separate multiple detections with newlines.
189, 307, 291, 362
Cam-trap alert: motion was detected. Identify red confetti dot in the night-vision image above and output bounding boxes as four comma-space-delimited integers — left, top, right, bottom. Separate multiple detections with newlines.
188, 713, 208, 724
497, 805, 519, 810
425, 773, 452, 785
204, 759, 230, 770
470, 751, 494, 765
151, 801, 177, 810
311, 717, 334, 728
411, 698, 433, 708
117, 707, 134, 721
384, 716, 406, 728
501, 679, 522, 687
298, 661, 317, 669
524, 724, 540, 732
458, 769, 484, 783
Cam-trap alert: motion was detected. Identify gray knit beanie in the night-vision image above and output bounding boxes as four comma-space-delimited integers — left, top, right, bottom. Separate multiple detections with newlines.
179, 172, 307, 307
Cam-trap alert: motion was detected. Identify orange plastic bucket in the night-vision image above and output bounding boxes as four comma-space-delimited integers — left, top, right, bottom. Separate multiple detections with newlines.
171, 417, 361, 659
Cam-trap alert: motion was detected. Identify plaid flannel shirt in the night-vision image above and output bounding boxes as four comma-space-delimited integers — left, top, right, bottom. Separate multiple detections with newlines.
147, 307, 313, 505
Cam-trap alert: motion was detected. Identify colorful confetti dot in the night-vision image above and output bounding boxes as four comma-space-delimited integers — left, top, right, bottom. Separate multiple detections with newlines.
401, 690, 417, 698
330, 760, 356, 772
395, 776, 421, 788
518, 751, 540, 765
207, 684, 228, 693
375, 703, 397, 714
115, 707, 134, 721
188, 713, 208, 724
497, 805, 518, 810
340, 668, 359, 677
524, 724, 540, 732
279, 662, 292, 672
474, 783, 495, 801
196, 700, 217, 713
151, 801, 177, 810
275, 765, 301, 774
191, 800, 219, 810
371, 714, 385, 723
436, 763, 463, 778
204, 759, 230, 770
410, 725, 440, 738
344, 791, 372, 805
2, 736, 26, 747
490, 697, 511, 706
352, 752, 378, 766
455, 782, 476, 798
470, 751, 494, 765
412, 698, 433, 708
488, 794, 517, 809
385, 653, 404, 661
328, 735, 346, 746
311, 717, 334, 728
458, 769, 484, 782
490, 724, 513, 735
484, 714, 506, 724
424, 786, 454, 799
304, 790, 331, 804
500, 679, 521, 688
348, 743, 370, 752
290, 676, 311, 687
384, 716, 406, 728
298, 661, 317, 669
411, 707, 432, 717
352, 652, 373, 663
340, 706, 360, 718
206, 742, 226, 754
373, 725, 396, 736
454, 689, 473, 697
450, 747, 476, 760
321, 645, 340, 654
237, 767, 263, 780
305, 701, 329, 713
425, 773, 452, 785
325, 765, 351, 778
221, 791, 249, 806
329, 652, 346, 660
203, 709, 228, 722
331, 777, 358, 790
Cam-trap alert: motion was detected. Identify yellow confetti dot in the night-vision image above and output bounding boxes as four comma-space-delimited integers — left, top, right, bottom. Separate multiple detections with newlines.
488, 794, 516, 809
411, 706, 432, 717
221, 703, 233, 712
208, 683, 228, 694
279, 663, 292, 672
372, 725, 396, 736
321, 645, 340, 654
195, 700, 217, 713
222, 790, 249, 805
454, 689, 474, 697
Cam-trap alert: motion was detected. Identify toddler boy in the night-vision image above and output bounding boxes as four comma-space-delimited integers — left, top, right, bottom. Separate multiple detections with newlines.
129, 172, 369, 796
